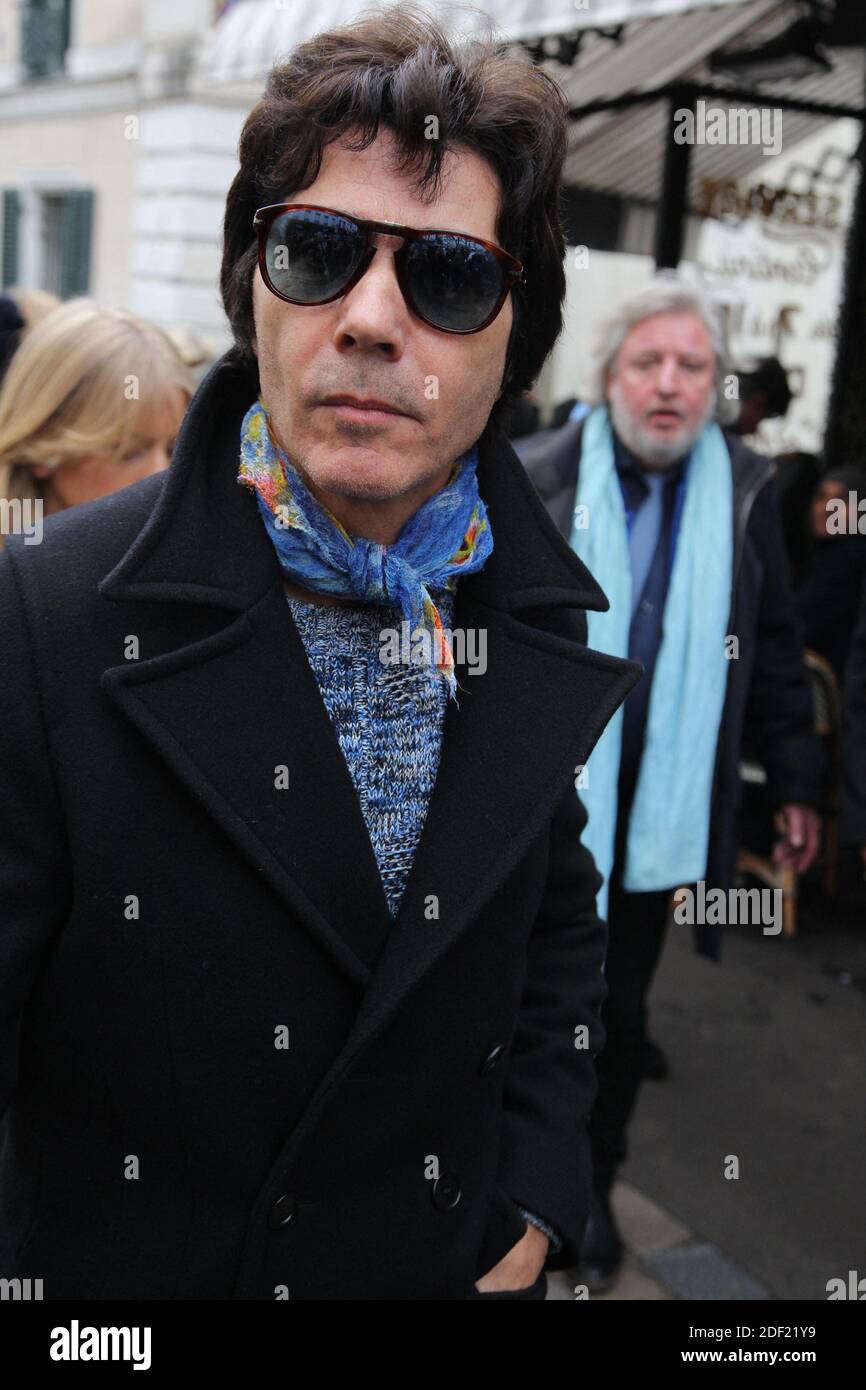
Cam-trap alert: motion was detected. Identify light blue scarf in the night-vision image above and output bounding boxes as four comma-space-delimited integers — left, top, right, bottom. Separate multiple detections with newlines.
570, 406, 732, 919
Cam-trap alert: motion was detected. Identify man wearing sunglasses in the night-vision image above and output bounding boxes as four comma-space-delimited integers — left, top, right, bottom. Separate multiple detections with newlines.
0, 8, 638, 1300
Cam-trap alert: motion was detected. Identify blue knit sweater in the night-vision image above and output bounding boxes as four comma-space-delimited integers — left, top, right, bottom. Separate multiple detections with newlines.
285, 588, 562, 1258
286, 590, 453, 915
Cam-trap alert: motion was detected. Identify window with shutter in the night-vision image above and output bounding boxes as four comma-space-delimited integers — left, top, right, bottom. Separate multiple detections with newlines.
2, 191, 21, 289
20, 0, 72, 81
58, 190, 94, 297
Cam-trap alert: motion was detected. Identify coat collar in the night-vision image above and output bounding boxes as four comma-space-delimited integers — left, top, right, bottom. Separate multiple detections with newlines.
99, 350, 614, 619
99, 350, 639, 1116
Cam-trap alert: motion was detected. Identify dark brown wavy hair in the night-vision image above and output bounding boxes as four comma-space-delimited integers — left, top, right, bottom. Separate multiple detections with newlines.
220, 3, 568, 429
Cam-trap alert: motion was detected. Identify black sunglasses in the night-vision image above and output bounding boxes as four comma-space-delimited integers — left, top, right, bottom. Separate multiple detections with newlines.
253, 203, 524, 335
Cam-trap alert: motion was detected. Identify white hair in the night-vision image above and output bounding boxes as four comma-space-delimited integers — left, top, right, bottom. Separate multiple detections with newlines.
585, 273, 735, 423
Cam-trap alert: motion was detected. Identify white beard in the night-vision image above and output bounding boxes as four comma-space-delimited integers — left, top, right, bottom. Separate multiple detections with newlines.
608, 386, 717, 471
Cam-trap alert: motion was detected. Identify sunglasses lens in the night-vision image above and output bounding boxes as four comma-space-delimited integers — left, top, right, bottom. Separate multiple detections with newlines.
264, 209, 364, 302
406, 234, 505, 332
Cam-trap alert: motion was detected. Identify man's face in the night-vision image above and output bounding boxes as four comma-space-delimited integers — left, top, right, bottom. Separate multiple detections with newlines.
251, 128, 513, 541
605, 311, 717, 470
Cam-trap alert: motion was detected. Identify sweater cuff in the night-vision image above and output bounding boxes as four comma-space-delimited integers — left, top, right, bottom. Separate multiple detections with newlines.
517, 1205, 563, 1255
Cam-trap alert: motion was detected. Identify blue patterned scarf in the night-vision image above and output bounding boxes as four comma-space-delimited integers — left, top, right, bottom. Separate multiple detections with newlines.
237, 396, 493, 697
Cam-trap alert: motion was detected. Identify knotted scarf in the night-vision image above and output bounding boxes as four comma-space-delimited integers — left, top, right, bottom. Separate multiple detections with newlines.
237, 395, 493, 697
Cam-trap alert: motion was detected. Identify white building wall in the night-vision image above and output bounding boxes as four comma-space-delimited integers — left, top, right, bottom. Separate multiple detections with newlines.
0, 0, 242, 350
0, 109, 139, 309
129, 100, 245, 347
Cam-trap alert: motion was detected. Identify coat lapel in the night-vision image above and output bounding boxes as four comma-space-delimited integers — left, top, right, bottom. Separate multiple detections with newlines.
99, 355, 393, 985
99, 352, 640, 1081
330, 411, 641, 1079
100, 587, 394, 985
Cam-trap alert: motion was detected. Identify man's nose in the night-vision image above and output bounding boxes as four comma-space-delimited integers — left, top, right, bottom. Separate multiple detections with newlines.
333, 240, 408, 355
656, 358, 681, 394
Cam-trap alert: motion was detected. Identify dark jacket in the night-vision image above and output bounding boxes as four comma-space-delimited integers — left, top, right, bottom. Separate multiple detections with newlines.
794, 534, 866, 681
0, 352, 640, 1300
841, 570, 866, 848
514, 418, 824, 959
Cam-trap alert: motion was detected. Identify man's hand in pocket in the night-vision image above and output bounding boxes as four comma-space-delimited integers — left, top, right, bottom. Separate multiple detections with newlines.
474, 1220, 549, 1292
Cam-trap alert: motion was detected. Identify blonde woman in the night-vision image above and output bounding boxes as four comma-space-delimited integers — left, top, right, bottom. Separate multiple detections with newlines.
0, 288, 60, 386
0, 298, 194, 547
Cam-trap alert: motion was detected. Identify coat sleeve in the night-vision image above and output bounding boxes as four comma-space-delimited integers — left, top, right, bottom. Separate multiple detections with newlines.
0, 549, 72, 1126
496, 776, 607, 1271
742, 483, 825, 809
517, 1203, 562, 1255
841, 569, 866, 847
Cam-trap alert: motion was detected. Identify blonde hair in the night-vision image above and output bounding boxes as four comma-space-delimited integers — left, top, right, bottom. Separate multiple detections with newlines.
5, 286, 62, 331
0, 298, 195, 523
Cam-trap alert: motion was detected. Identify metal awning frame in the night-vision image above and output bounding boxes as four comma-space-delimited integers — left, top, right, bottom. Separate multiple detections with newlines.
565, 78, 864, 265
567, 80, 864, 125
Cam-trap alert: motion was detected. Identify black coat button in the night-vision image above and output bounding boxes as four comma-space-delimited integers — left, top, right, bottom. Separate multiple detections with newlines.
268, 1194, 296, 1229
479, 1044, 505, 1076
432, 1171, 462, 1211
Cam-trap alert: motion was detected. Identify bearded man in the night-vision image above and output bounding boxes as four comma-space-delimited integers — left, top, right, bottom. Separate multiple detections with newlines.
515, 277, 824, 1291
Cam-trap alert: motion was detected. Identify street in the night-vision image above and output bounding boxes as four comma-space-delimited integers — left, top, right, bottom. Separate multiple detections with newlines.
548, 863, 866, 1301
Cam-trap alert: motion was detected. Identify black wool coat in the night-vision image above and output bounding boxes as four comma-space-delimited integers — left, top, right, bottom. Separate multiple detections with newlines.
514, 417, 825, 960
0, 352, 640, 1300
